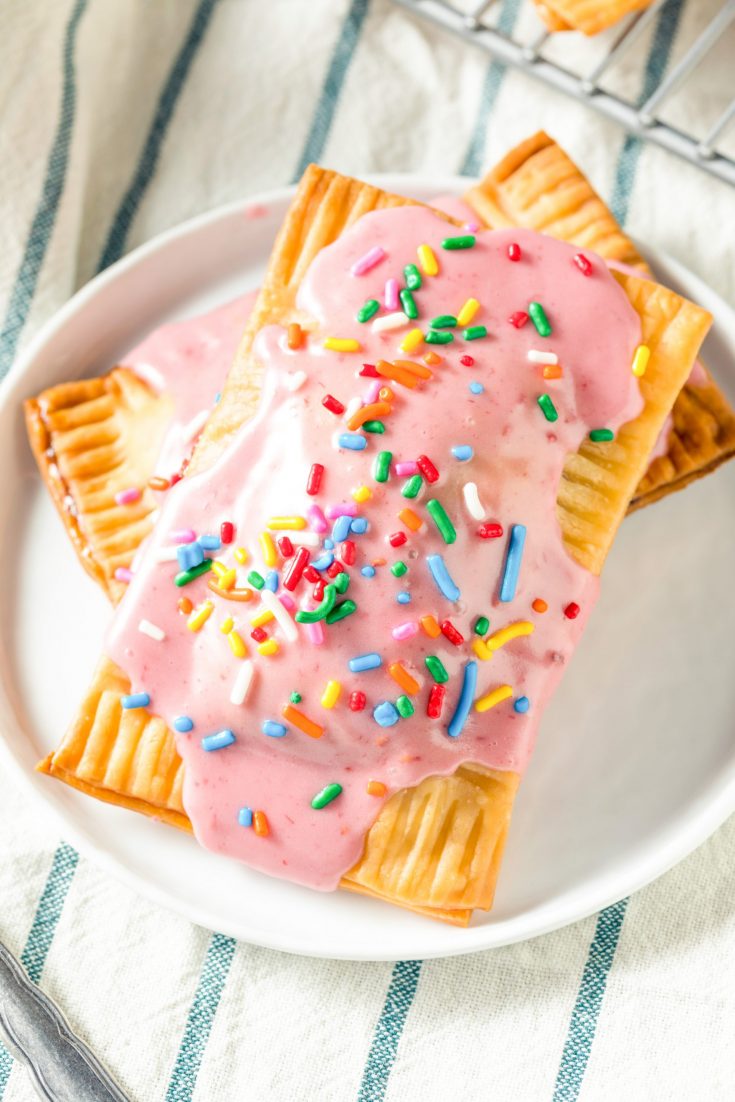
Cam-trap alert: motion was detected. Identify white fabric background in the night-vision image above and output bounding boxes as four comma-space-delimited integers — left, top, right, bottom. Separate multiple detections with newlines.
1, 2, 734, 1100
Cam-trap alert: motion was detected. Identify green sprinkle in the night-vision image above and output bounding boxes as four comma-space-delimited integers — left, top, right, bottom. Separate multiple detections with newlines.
395, 695, 415, 718
357, 299, 380, 323
374, 450, 392, 483
391, 561, 408, 578
425, 655, 448, 683
430, 314, 457, 329
441, 234, 475, 250
425, 330, 454, 345
401, 474, 423, 499
473, 615, 490, 636
325, 598, 357, 624
589, 428, 615, 443
529, 301, 552, 337
399, 287, 418, 320
290, 691, 302, 704
311, 782, 343, 810
363, 420, 385, 434
174, 560, 212, 587
247, 570, 265, 590
537, 394, 558, 423
426, 499, 457, 544
334, 571, 350, 594
295, 584, 337, 623
463, 325, 488, 341
404, 263, 422, 291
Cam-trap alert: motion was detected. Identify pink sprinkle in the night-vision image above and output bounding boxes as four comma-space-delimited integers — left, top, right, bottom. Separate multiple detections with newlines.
114, 567, 133, 583
306, 621, 326, 645
384, 278, 399, 310
244, 203, 268, 220
279, 594, 296, 613
170, 528, 197, 544
364, 380, 382, 404
392, 622, 418, 641
325, 503, 358, 519
465, 221, 480, 232
307, 505, 328, 533
394, 461, 419, 477
115, 487, 141, 506
351, 245, 386, 277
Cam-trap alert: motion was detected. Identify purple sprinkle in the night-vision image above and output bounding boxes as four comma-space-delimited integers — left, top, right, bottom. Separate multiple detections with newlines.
114, 567, 133, 583
364, 380, 382, 403
307, 504, 328, 533
306, 621, 326, 645
465, 220, 480, 233
115, 487, 141, 506
325, 503, 358, 519
394, 461, 419, 477
170, 528, 197, 544
392, 621, 418, 641
384, 278, 399, 310
351, 245, 386, 277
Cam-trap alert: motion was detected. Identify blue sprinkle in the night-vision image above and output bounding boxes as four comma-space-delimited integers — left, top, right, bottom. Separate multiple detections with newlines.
332, 515, 352, 542
361, 565, 376, 578
469, 381, 484, 395
323, 538, 335, 550
176, 541, 204, 571
214, 391, 222, 403
311, 552, 334, 571
426, 553, 461, 602
199, 534, 221, 551
373, 701, 399, 727
238, 807, 253, 828
350, 517, 368, 535
262, 720, 288, 738
173, 715, 194, 733
349, 652, 382, 673
396, 591, 411, 604
201, 729, 236, 752
265, 569, 279, 592
121, 692, 150, 709
447, 660, 478, 738
451, 445, 473, 462
499, 524, 527, 602
338, 433, 367, 451
514, 696, 531, 714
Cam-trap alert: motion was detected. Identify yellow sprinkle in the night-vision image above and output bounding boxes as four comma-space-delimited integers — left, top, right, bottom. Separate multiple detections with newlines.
267, 516, 307, 530
417, 243, 438, 277
220, 616, 234, 634
187, 600, 214, 632
257, 639, 280, 657
259, 531, 277, 567
219, 568, 237, 591
399, 327, 424, 353
485, 621, 534, 651
457, 297, 480, 327
475, 684, 513, 713
234, 547, 249, 565
320, 680, 342, 709
632, 344, 650, 377
228, 630, 248, 658
210, 560, 228, 579
352, 484, 372, 503
323, 337, 360, 353
472, 639, 492, 661
250, 608, 275, 628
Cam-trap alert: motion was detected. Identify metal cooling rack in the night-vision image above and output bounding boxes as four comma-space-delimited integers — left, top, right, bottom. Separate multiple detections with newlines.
392, 0, 735, 186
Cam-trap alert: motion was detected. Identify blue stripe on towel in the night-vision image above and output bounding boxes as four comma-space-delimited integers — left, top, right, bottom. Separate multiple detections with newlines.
356, 959, 423, 1102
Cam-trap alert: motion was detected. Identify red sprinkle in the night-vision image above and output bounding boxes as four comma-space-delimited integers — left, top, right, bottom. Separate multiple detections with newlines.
220, 521, 234, 544
508, 242, 521, 262
313, 579, 326, 601
460, 355, 474, 367
322, 394, 345, 415
477, 522, 504, 539
564, 602, 581, 620
427, 683, 446, 719
341, 539, 356, 565
416, 454, 439, 484
277, 536, 294, 558
349, 690, 367, 712
306, 463, 324, 496
389, 531, 407, 548
251, 627, 268, 643
508, 311, 528, 329
170, 472, 183, 487
573, 253, 592, 276
303, 565, 320, 583
360, 363, 379, 377
326, 561, 344, 579
440, 619, 464, 646
283, 546, 310, 591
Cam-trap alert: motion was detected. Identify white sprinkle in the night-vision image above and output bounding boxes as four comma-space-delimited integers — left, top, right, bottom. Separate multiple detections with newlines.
259, 588, 298, 643
291, 530, 321, 547
527, 350, 558, 365
130, 361, 166, 393
154, 546, 180, 562
371, 311, 409, 333
138, 619, 166, 641
284, 371, 307, 392
345, 396, 363, 421
182, 409, 210, 443
230, 660, 255, 705
463, 482, 486, 521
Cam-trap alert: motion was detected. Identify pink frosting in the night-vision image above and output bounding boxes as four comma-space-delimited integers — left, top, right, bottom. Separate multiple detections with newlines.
106, 209, 642, 892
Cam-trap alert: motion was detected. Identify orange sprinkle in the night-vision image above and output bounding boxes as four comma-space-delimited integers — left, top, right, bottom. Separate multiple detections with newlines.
378, 386, 394, 402
253, 810, 270, 837
399, 507, 423, 532
375, 734, 389, 747
532, 598, 548, 614
347, 401, 392, 431
376, 360, 419, 390
208, 578, 253, 601
282, 704, 324, 739
420, 614, 441, 638
393, 358, 433, 380
388, 661, 420, 695
178, 596, 193, 615
148, 475, 170, 491
423, 351, 442, 366
287, 323, 303, 350
543, 364, 563, 379
366, 780, 387, 798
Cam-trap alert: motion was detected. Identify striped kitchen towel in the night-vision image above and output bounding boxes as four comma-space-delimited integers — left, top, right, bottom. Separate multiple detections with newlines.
1, 1, 734, 1099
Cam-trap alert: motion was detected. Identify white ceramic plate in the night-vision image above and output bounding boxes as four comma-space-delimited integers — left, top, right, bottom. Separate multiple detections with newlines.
1, 176, 734, 961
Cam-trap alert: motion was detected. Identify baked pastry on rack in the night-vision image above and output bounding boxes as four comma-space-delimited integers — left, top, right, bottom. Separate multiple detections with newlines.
532, 0, 654, 35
